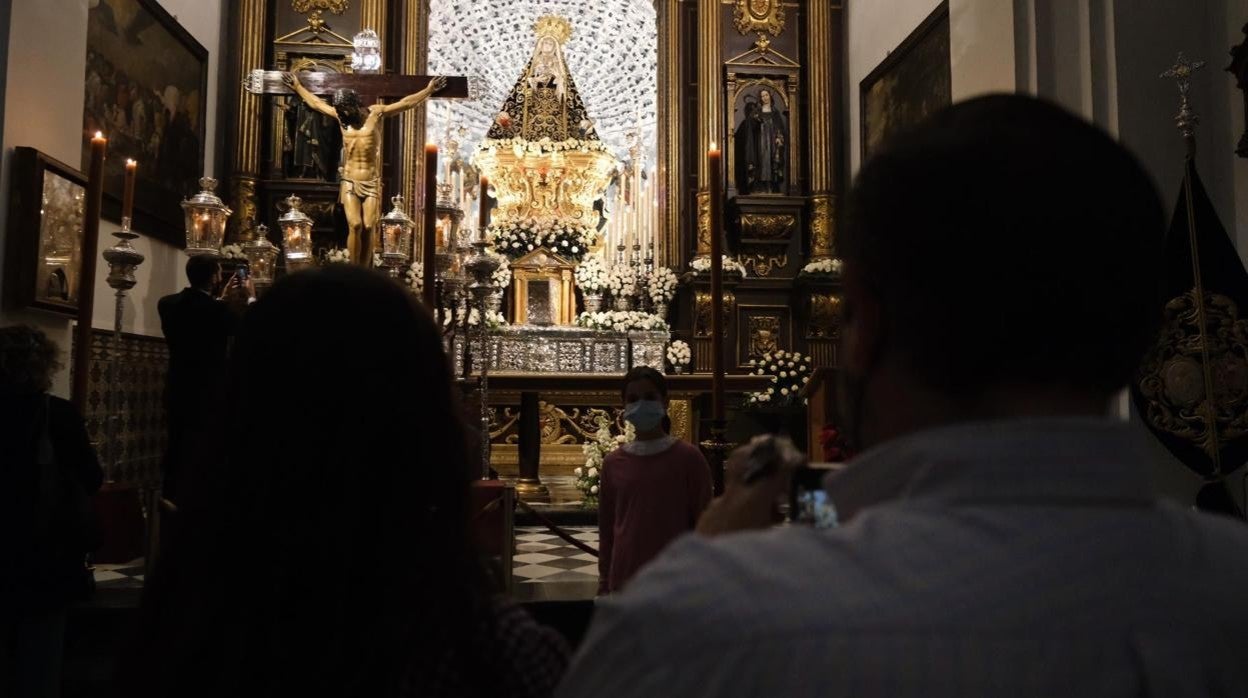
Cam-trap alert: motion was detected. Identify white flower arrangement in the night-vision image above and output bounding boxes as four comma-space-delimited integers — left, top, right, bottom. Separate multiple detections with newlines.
372, 252, 384, 268
441, 307, 506, 329
482, 137, 613, 156
487, 218, 597, 262
800, 258, 844, 276
605, 264, 638, 298
745, 350, 814, 408
324, 247, 351, 264
576, 416, 635, 506
666, 340, 691, 372
491, 254, 512, 289
404, 261, 424, 294
648, 267, 679, 306
220, 243, 245, 260
575, 310, 669, 332
574, 255, 609, 292
689, 255, 747, 276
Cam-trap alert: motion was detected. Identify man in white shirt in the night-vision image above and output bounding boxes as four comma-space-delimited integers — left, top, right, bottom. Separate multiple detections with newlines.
555, 95, 1248, 697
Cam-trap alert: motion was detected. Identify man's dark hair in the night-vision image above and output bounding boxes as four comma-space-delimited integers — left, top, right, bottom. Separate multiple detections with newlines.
621, 365, 668, 401
0, 324, 63, 394
185, 255, 219, 290
842, 95, 1164, 399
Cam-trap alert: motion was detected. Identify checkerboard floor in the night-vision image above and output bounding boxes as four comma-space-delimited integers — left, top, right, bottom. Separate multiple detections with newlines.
513, 526, 599, 584
87, 527, 600, 590
92, 559, 145, 590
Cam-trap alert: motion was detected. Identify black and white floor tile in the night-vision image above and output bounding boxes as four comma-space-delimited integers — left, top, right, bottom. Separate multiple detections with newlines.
92, 559, 145, 590
513, 526, 599, 584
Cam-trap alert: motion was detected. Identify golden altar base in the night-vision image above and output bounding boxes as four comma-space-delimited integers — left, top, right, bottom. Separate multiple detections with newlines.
475, 144, 617, 228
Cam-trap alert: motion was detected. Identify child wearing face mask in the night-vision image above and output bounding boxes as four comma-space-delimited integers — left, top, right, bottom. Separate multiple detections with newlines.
597, 367, 714, 594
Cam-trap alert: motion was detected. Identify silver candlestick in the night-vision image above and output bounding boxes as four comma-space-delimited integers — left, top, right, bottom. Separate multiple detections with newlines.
101, 218, 145, 482
464, 240, 501, 479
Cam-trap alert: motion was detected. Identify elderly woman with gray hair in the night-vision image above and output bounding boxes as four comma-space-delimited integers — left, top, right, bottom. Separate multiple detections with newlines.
0, 324, 102, 698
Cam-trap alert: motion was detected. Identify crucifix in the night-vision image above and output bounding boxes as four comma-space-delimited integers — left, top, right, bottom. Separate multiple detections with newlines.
245, 70, 470, 265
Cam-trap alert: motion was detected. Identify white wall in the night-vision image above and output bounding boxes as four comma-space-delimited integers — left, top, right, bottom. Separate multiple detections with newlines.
845, 0, 1248, 507
0, 0, 225, 396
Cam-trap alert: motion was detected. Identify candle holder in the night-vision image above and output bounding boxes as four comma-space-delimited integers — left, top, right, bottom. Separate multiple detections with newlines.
379, 195, 415, 278
101, 219, 145, 482
278, 195, 315, 272
181, 177, 232, 257
465, 240, 502, 479
243, 223, 279, 290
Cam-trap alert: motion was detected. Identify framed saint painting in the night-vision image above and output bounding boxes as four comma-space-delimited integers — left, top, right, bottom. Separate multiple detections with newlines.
3, 148, 89, 316
82, 0, 207, 246
860, 2, 951, 160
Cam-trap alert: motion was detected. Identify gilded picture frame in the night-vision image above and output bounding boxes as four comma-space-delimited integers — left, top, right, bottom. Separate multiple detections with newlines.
3, 148, 90, 317
82, 0, 208, 246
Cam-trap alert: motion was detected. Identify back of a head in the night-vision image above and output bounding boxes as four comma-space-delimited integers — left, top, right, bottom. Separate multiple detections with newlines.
132, 266, 481, 696
843, 95, 1164, 401
0, 324, 61, 395
185, 254, 218, 289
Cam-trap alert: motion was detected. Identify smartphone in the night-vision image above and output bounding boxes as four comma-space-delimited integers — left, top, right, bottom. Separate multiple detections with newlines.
789, 463, 838, 528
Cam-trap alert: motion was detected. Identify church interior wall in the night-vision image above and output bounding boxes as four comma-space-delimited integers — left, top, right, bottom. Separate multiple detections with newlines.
0, 0, 226, 397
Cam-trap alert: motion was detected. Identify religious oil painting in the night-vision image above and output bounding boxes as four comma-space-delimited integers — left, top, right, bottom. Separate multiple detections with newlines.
3, 148, 88, 317
82, 0, 207, 245
860, 2, 951, 160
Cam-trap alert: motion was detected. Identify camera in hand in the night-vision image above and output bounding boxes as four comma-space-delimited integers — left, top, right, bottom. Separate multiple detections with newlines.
790, 463, 838, 529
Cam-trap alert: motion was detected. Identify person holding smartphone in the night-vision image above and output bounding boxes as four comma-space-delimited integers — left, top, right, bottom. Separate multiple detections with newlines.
597, 367, 713, 594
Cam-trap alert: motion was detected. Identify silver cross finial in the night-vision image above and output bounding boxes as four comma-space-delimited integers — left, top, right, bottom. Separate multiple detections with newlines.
1161, 52, 1206, 149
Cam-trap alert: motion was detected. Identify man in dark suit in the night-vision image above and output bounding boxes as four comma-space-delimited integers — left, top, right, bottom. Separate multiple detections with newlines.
158, 255, 251, 503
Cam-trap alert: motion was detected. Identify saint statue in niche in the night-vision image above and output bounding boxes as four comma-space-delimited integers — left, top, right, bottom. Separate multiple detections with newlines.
734, 88, 788, 194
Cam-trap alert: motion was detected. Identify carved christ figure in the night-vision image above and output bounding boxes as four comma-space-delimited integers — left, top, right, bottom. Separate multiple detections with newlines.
283, 72, 446, 265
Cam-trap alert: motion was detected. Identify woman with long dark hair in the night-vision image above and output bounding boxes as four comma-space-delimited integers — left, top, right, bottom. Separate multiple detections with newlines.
120, 266, 566, 697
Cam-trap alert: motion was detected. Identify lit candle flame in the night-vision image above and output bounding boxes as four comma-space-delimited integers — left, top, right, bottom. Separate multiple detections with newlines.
94, 131, 104, 140
709, 141, 718, 151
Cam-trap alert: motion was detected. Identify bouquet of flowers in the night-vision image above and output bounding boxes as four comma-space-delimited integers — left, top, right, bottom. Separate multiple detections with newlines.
441, 307, 506, 329
482, 136, 614, 156
690, 255, 747, 276
576, 310, 669, 332
606, 265, 638, 299
487, 218, 597, 262
800, 258, 844, 277
405, 261, 424, 294
324, 248, 351, 264
575, 415, 635, 507
745, 350, 813, 407
666, 340, 691, 373
220, 243, 245, 260
648, 267, 679, 306
491, 254, 512, 289
574, 256, 608, 292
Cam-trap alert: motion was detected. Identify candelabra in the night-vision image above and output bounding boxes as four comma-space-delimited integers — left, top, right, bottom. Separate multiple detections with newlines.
464, 239, 501, 479
101, 218, 145, 481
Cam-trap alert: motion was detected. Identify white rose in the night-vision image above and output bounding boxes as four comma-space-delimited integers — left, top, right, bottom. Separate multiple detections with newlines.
779, 371, 787, 378
781, 388, 790, 396
590, 485, 599, 495
574, 467, 583, 476
587, 467, 598, 478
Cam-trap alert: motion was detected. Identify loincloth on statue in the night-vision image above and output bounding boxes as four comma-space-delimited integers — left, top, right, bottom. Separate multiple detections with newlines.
340, 175, 381, 200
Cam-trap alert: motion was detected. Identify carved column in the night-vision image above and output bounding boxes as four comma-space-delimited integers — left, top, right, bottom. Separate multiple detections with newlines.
401, 0, 429, 261
806, 0, 839, 260
360, 0, 386, 44
657, 0, 684, 268
696, 0, 724, 258
227, 0, 267, 241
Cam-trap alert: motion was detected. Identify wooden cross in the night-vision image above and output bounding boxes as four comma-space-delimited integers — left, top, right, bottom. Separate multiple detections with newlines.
244, 70, 471, 103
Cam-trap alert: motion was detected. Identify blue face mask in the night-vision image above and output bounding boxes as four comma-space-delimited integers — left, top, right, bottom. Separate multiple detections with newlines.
624, 399, 666, 432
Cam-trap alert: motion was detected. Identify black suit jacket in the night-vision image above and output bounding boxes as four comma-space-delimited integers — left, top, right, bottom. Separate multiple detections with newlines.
158, 287, 238, 419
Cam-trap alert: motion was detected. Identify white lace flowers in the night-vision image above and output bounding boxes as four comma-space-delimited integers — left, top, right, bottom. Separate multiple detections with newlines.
405, 261, 424, 293
576, 310, 668, 332
648, 267, 679, 306
800, 258, 844, 276
746, 350, 813, 407
491, 254, 512, 289
324, 248, 351, 264
689, 255, 747, 276
606, 265, 638, 298
577, 416, 635, 507
574, 256, 609, 292
487, 218, 597, 262
666, 340, 691, 372
220, 244, 245, 260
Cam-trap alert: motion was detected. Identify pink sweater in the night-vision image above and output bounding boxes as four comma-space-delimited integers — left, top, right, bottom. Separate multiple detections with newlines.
598, 439, 714, 593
